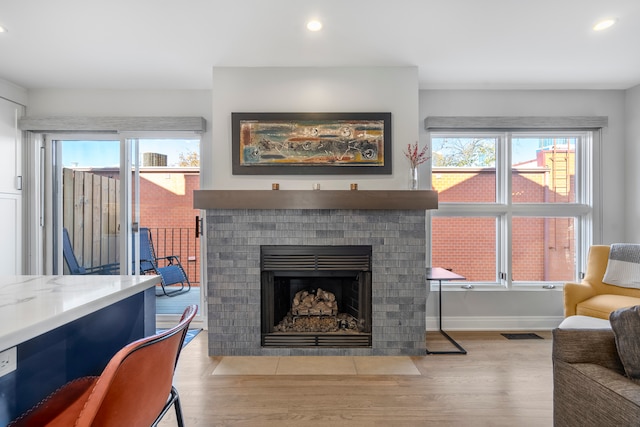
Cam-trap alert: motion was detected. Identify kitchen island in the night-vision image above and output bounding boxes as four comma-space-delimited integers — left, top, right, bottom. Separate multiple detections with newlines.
0, 275, 160, 425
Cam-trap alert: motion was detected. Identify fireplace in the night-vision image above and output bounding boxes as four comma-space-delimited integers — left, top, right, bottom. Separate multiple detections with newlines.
261, 245, 372, 347
202, 205, 429, 356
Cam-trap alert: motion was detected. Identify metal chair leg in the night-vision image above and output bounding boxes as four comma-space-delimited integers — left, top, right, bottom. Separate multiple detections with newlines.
151, 386, 184, 427
172, 386, 185, 427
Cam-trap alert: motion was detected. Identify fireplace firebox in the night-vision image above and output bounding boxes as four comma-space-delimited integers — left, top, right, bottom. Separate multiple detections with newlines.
261, 245, 372, 347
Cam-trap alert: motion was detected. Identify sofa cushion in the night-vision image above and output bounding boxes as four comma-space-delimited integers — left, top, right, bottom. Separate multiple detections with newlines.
558, 315, 611, 329
610, 305, 640, 379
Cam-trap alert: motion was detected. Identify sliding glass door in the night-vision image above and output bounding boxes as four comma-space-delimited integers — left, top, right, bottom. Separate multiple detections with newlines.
50, 136, 133, 276
49, 134, 202, 318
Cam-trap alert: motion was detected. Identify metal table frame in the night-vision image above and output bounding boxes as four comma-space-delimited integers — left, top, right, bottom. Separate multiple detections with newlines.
426, 267, 467, 355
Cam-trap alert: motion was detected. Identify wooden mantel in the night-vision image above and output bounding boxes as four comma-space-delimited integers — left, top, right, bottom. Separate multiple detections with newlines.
193, 190, 438, 210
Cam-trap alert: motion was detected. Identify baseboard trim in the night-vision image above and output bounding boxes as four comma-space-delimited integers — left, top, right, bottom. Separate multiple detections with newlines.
426, 315, 564, 331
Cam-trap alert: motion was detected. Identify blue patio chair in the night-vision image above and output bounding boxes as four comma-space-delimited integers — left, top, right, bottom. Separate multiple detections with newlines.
137, 227, 191, 297
63, 228, 120, 275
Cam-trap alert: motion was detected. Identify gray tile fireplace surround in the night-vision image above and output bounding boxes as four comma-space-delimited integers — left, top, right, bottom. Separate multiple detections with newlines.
206, 208, 427, 356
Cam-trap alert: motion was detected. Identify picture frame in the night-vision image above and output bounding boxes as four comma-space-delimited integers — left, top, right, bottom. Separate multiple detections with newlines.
231, 112, 391, 175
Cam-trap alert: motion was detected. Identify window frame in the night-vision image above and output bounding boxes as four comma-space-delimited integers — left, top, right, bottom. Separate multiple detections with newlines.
427, 123, 601, 291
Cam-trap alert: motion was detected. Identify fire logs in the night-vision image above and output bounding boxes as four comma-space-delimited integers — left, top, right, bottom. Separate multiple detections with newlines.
274, 312, 360, 333
273, 288, 363, 333
291, 288, 337, 316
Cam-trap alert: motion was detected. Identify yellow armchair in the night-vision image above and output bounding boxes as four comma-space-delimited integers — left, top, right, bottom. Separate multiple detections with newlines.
564, 245, 640, 319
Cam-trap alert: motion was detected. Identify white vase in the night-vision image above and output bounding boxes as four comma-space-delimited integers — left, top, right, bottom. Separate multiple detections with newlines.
409, 166, 418, 190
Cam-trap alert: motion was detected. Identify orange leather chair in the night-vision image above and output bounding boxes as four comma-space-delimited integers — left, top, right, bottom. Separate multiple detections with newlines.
9, 304, 198, 427
564, 245, 640, 319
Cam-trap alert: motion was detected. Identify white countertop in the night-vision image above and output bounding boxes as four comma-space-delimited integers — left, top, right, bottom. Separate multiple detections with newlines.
0, 275, 160, 351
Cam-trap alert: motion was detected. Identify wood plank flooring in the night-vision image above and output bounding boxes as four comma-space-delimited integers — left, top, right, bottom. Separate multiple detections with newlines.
159, 330, 553, 426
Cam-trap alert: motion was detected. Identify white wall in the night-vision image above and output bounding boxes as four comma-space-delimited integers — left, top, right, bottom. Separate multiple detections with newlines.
208, 67, 419, 190
419, 89, 627, 329
625, 84, 640, 242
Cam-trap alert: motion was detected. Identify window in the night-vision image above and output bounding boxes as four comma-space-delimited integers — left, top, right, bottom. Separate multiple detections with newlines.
428, 124, 599, 288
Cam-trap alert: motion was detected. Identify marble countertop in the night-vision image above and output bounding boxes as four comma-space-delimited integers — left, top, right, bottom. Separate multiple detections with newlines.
0, 275, 160, 351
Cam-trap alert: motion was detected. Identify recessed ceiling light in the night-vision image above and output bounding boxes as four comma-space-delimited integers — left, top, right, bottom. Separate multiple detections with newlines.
593, 18, 617, 31
307, 20, 322, 32
0, 25, 7, 33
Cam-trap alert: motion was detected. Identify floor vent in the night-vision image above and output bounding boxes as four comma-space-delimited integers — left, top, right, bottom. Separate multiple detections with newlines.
501, 333, 543, 340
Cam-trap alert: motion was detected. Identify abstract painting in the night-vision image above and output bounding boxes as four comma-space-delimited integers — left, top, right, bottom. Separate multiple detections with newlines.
231, 112, 391, 175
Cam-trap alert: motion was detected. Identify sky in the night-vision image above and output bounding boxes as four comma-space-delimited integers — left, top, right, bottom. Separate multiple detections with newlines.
61, 139, 200, 168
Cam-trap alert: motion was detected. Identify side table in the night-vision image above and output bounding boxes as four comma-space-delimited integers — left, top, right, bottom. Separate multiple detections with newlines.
426, 267, 467, 355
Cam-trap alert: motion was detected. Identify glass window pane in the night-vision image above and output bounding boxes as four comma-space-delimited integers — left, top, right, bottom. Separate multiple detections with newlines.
139, 139, 200, 167
512, 137, 576, 203
432, 137, 496, 202
60, 140, 121, 274
136, 139, 201, 287
512, 217, 575, 282
432, 217, 496, 282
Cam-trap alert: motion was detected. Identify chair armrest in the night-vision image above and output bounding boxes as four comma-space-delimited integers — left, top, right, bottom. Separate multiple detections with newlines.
563, 281, 597, 316
156, 255, 181, 265
552, 328, 625, 374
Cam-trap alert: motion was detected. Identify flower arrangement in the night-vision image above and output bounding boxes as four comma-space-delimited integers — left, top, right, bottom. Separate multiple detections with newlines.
404, 142, 429, 168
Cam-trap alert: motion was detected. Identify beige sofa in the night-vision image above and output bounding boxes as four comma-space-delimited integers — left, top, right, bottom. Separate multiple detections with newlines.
553, 325, 640, 426
564, 245, 640, 319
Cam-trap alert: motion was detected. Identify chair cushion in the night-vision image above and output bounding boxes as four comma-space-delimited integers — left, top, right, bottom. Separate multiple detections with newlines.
157, 265, 186, 284
577, 294, 640, 319
610, 305, 640, 379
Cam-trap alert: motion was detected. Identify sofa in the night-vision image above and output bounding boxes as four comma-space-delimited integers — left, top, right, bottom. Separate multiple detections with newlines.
553, 325, 640, 426
563, 245, 640, 319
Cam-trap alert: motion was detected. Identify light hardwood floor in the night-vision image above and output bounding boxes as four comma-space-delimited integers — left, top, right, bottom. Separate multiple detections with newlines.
159, 331, 553, 427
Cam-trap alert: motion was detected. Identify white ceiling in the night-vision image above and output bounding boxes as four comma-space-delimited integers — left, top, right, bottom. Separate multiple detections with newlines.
1, 0, 639, 91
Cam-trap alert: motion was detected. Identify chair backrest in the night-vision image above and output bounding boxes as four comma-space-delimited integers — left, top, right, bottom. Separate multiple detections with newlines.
76, 304, 198, 426
62, 228, 86, 274
138, 227, 158, 273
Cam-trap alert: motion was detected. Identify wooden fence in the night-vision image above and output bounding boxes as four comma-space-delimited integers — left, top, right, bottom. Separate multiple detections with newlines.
63, 168, 120, 271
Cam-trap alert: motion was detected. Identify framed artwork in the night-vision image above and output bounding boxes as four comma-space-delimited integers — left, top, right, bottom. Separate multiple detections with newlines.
231, 112, 391, 175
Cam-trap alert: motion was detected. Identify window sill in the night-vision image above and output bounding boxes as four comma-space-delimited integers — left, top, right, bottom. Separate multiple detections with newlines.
429, 283, 564, 292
